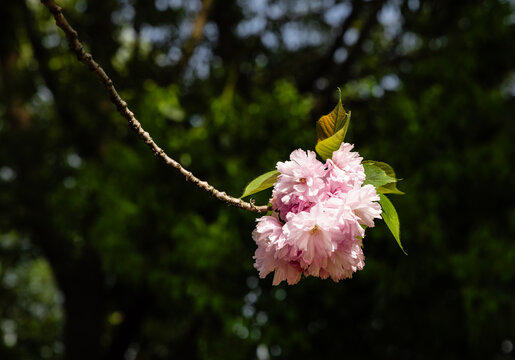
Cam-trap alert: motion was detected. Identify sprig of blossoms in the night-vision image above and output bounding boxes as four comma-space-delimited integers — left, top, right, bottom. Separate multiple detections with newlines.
252, 143, 382, 285
242, 95, 404, 285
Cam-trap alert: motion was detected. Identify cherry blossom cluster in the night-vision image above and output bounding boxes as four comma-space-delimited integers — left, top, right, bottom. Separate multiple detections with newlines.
252, 143, 382, 285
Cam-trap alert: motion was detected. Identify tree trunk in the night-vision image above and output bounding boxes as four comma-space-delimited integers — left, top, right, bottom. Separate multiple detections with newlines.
62, 248, 105, 360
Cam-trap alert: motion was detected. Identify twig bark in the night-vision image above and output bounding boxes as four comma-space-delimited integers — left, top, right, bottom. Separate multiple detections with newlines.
298, 0, 365, 93
40, 0, 269, 214
176, 0, 214, 72
329, 0, 385, 90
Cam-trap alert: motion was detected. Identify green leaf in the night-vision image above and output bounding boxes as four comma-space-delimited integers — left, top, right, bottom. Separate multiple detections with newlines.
315, 125, 349, 160
240, 170, 279, 198
363, 163, 397, 188
316, 90, 351, 143
378, 182, 405, 195
379, 194, 406, 254
363, 160, 404, 194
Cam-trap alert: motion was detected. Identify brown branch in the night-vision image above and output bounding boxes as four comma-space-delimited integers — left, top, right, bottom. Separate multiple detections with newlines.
331, 0, 385, 88
298, 0, 365, 93
176, 0, 214, 72
40, 0, 269, 214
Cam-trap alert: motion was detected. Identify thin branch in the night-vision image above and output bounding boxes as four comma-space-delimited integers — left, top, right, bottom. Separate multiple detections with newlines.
176, 0, 214, 72
298, 0, 365, 93
40, 0, 269, 214
330, 0, 385, 89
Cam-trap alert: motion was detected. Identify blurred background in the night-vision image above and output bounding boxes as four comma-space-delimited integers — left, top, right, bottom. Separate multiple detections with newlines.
1, 0, 515, 359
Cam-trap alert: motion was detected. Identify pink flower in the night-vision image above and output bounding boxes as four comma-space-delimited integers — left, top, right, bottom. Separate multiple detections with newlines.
285, 198, 367, 282
345, 184, 382, 227
283, 202, 341, 266
270, 194, 315, 220
273, 149, 327, 218
252, 143, 382, 285
254, 246, 303, 285
252, 214, 285, 250
323, 196, 366, 240
311, 240, 365, 281
326, 143, 366, 193
252, 215, 303, 285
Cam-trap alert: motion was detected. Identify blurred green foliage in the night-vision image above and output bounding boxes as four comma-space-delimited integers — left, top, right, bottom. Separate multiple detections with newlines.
0, 0, 515, 359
